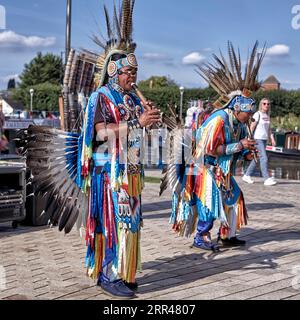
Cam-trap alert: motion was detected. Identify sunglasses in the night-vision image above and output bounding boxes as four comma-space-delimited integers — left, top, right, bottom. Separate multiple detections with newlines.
263, 103, 270, 106
118, 69, 138, 76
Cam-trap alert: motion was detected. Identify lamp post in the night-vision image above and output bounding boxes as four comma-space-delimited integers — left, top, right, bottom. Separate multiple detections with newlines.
179, 86, 185, 123
65, 0, 72, 65
29, 88, 34, 119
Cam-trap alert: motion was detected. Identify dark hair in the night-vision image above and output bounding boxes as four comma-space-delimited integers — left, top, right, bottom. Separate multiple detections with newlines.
110, 53, 127, 62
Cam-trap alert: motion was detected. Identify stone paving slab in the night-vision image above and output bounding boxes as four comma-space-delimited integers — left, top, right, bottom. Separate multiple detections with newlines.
0, 171, 299, 300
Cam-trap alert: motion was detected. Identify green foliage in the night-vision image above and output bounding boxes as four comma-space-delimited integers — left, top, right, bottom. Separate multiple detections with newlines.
252, 89, 300, 117
12, 83, 61, 111
138, 76, 177, 90
12, 52, 64, 111
272, 114, 300, 131
135, 84, 300, 131
138, 86, 300, 126
19, 52, 64, 89
140, 87, 216, 114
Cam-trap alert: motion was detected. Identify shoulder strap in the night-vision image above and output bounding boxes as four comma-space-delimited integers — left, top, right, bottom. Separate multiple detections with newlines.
252, 112, 260, 134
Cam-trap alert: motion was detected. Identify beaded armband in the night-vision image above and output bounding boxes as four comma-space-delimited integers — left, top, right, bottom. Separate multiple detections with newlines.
225, 142, 244, 155
128, 119, 142, 130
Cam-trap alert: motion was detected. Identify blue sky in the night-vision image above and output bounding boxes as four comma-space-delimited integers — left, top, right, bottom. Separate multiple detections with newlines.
0, 0, 299, 90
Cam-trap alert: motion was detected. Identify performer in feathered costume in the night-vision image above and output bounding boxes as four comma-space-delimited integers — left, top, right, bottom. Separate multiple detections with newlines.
161, 42, 266, 251
82, 1, 160, 298
18, 0, 160, 299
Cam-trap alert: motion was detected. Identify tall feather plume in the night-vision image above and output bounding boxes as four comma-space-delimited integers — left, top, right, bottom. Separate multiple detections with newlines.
213, 52, 234, 89
227, 41, 239, 89
114, 0, 122, 40
121, 0, 131, 41
91, 33, 106, 50
244, 41, 259, 89
91, 0, 136, 87
249, 42, 267, 90
196, 41, 266, 98
104, 5, 112, 40
127, 0, 135, 42
230, 42, 243, 85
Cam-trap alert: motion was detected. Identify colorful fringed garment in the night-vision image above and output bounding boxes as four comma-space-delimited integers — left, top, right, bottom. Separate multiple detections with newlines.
171, 108, 249, 239
80, 83, 144, 283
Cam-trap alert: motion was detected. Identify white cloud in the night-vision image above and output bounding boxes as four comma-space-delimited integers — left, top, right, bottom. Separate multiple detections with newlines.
182, 52, 205, 65
141, 53, 174, 66
0, 30, 56, 49
266, 44, 290, 57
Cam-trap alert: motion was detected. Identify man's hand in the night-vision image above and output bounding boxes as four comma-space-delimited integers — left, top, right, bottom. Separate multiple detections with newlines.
141, 100, 156, 112
240, 138, 256, 151
244, 152, 256, 161
138, 108, 161, 127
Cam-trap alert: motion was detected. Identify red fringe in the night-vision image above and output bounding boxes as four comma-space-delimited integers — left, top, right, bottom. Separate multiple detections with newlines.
205, 118, 225, 154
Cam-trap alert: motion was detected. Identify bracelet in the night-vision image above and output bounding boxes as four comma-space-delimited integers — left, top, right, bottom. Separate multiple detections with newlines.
225, 142, 244, 155
128, 119, 142, 130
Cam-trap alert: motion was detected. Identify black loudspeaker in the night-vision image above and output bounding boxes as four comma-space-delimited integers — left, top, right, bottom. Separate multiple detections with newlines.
0, 156, 26, 227
24, 183, 52, 226
22, 168, 53, 226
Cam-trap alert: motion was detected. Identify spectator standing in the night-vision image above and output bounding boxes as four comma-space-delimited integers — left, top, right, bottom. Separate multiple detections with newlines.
243, 98, 277, 186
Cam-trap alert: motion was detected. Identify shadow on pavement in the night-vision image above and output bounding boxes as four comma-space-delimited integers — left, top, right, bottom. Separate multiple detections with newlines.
142, 201, 295, 218
0, 222, 49, 237
137, 227, 300, 295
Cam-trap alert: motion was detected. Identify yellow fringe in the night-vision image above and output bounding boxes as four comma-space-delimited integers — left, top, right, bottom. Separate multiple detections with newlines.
89, 233, 105, 280
127, 173, 144, 197
117, 227, 141, 283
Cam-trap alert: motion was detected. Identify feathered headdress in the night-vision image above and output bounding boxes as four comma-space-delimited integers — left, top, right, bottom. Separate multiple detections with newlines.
62, 0, 138, 131
90, 0, 138, 87
196, 41, 267, 111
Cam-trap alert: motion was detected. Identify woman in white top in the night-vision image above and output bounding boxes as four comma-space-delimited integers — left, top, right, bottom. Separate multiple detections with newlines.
243, 98, 277, 186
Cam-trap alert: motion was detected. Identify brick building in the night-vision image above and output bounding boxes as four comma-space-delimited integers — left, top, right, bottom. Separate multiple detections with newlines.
262, 75, 281, 91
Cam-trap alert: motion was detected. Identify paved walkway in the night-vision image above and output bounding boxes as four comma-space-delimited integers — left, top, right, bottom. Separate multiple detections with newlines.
0, 171, 300, 300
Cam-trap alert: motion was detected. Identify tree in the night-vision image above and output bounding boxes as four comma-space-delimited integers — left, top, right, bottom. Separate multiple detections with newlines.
12, 52, 64, 111
19, 52, 64, 89
138, 76, 177, 90
7, 78, 16, 90
140, 86, 216, 114
12, 83, 61, 112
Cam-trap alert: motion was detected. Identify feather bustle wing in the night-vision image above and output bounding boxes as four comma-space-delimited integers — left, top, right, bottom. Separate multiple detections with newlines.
159, 105, 188, 196
18, 125, 87, 234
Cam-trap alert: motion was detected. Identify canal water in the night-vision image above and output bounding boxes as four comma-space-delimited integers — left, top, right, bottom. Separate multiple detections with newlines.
268, 160, 300, 181
240, 160, 300, 181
